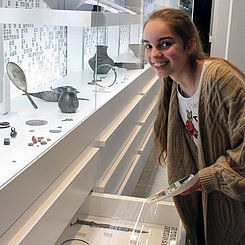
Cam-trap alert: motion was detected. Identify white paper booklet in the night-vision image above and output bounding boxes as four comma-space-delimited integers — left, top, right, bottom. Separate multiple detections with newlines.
146, 174, 198, 204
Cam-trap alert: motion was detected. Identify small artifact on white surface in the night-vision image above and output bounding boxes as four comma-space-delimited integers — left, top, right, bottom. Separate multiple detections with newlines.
10, 127, 17, 137
4, 138, 10, 145
58, 90, 79, 113
26, 119, 48, 126
27, 86, 90, 102
6, 62, 38, 109
49, 129, 62, 133
70, 218, 148, 234
0, 121, 10, 128
28, 91, 60, 102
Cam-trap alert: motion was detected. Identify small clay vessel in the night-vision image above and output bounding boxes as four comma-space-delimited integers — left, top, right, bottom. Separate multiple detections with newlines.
58, 90, 79, 113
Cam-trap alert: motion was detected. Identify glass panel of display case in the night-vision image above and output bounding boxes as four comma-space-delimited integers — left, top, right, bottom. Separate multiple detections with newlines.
0, 0, 148, 218
55, 193, 186, 245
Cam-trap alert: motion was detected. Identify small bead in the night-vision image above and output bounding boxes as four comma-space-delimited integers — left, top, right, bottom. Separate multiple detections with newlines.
32, 136, 37, 144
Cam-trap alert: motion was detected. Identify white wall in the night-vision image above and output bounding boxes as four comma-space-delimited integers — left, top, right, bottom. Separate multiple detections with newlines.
210, 0, 245, 73
154, 0, 179, 8
226, 0, 245, 72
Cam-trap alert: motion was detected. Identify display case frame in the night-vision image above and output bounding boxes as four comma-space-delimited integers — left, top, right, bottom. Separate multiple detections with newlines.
0, 1, 183, 244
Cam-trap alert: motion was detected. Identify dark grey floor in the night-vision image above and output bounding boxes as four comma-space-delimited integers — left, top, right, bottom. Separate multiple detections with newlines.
132, 147, 161, 198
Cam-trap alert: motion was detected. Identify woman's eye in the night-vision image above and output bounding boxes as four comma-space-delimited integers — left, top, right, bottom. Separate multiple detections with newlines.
160, 42, 171, 48
144, 44, 152, 49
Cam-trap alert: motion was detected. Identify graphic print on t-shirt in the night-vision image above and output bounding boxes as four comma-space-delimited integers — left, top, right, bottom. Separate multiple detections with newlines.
185, 110, 198, 140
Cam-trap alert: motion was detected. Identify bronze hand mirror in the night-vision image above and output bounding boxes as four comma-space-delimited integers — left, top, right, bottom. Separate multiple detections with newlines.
6, 62, 38, 109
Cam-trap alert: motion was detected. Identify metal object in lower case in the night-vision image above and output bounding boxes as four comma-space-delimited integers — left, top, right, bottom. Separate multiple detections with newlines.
70, 218, 149, 234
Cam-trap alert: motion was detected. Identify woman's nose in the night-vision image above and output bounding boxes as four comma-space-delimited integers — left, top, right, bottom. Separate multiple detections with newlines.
151, 47, 163, 58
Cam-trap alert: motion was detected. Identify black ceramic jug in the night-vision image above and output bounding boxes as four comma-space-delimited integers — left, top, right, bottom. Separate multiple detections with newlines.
58, 90, 79, 113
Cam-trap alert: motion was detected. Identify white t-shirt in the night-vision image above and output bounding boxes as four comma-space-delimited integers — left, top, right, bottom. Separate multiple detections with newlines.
177, 61, 208, 146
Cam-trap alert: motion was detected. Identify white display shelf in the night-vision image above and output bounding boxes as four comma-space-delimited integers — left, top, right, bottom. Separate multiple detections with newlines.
0, 67, 146, 189
55, 193, 186, 245
0, 8, 141, 27
0, 67, 158, 245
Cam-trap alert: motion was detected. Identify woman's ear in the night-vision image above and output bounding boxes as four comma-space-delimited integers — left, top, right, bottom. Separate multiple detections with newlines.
185, 38, 197, 54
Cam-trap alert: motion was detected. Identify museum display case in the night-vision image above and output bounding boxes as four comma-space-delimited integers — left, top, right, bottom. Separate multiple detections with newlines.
55, 193, 186, 245
0, 1, 185, 245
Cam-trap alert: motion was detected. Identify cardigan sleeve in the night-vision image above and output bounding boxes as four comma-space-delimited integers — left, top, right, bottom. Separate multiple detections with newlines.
198, 154, 245, 201
198, 59, 245, 201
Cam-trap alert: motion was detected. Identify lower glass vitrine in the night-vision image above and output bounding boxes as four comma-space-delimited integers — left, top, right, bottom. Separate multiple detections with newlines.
55, 193, 186, 245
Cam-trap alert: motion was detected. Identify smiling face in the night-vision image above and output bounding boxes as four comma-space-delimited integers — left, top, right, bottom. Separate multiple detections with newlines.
143, 18, 191, 79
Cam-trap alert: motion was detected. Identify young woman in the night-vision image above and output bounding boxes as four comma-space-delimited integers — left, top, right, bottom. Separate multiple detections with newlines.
143, 8, 245, 245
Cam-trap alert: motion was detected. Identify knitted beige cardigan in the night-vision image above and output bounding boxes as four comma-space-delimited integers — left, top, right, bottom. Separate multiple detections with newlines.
165, 59, 245, 245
